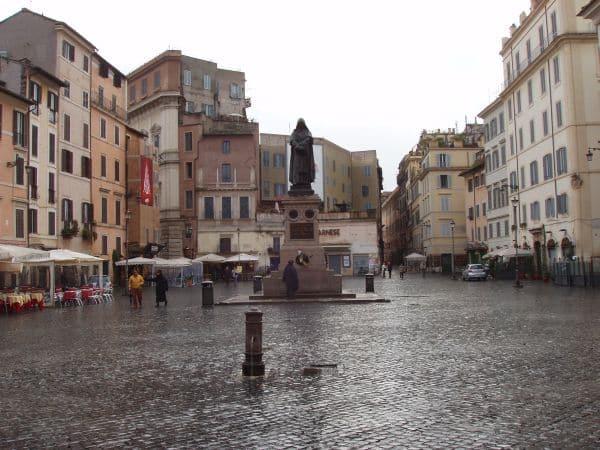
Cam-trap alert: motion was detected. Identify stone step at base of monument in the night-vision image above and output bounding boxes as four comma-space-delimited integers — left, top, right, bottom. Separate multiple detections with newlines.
249, 292, 356, 300
216, 293, 389, 305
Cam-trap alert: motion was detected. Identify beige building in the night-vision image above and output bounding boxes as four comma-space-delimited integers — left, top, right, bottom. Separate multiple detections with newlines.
479, 0, 600, 270
419, 128, 484, 272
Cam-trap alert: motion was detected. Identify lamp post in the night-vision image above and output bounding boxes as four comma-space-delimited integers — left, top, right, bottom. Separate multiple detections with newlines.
237, 227, 241, 281
449, 219, 456, 279
123, 209, 131, 295
585, 141, 600, 161
511, 197, 523, 288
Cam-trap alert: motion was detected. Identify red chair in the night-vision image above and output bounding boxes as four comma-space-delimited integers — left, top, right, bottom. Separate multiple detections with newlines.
81, 288, 95, 304
62, 290, 80, 307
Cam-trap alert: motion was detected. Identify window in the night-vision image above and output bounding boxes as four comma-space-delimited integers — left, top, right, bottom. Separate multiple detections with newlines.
476, 204, 480, 217
99, 62, 109, 78
185, 190, 193, 209
438, 153, 450, 168
520, 166, 526, 189
364, 166, 372, 176
539, 25, 545, 50
439, 174, 451, 189
203, 74, 211, 90
48, 173, 55, 204
83, 55, 89, 72
101, 198, 108, 224
518, 128, 523, 151
49, 133, 56, 164
506, 62, 511, 82
240, 196, 249, 219
48, 211, 55, 236
115, 161, 120, 181
484, 225, 488, 240
500, 145, 506, 166
26, 208, 37, 234
98, 86, 104, 107
440, 197, 450, 211
515, 51, 521, 74
262, 180, 270, 197
550, 11, 557, 37
540, 68, 546, 94
273, 236, 281, 253
185, 132, 193, 151
521, 204, 527, 225
201, 103, 214, 117
509, 135, 514, 155
115, 126, 120, 146
61, 149, 73, 174
557, 193, 568, 215
111, 94, 117, 112
101, 155, 107, 177
526, 39, 532, 63
29, 167, 38, 199
529, 119, 535, 143
181, 70, 192, 86
543, 154, 553, 180
545, 197, 555, 218
542, 111, 549, 136
220, 237, 231, 254
222, 140, 230, 154
362, 185, 369, 197
29, 81, 41, 114
508, 99, 513, 120
129, 85, 136, 103
47, 92, 58, 123
185, 162, 193, 179
530, 161, 539, 185
63, 113, 70, 142
185, 101, 196, 113
153, 71, 160, 89
516, 91, 522, 113
62, 40, 75, 61
204, 197, 214, 219
441, 222, 451, 237
62, 198, 74, 222
499, 112, 505, 133
553, 56, 560, 84
527, 79, 533, 104
274, 183, 286, 197
141, 78, 148, 96
81, 156, 91, 178
262, 151, 270, 167
13, 110, 27, 147
82, 90, 89, 108
15, 209, 25, 239
468, 179, 473, 192
556, 101, 563, 127
63, 81, 70, 98
492, 150, 499, 170
222, 197, 231, 219
116, 237, 121, 255
83, 123, 89, 149
556, 147, 568, 175
100, 118, 106, 139
230, 83, 242, 99
496, 222, 501, 238
31, 125, 38, 157
101, 235, 108, 255
221, 164, 232, 182
273, 153, 284, 167
531, 201, 541, 221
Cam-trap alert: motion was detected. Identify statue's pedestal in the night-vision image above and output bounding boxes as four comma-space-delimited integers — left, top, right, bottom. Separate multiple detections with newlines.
263, 195, 342, 297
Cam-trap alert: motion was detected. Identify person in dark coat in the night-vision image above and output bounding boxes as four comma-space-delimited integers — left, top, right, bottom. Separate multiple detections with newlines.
282, 259, 299, 299
147, 270, 169, 307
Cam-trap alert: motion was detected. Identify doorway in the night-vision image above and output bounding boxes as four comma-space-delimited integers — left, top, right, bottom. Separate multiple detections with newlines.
328, 255, 341, 274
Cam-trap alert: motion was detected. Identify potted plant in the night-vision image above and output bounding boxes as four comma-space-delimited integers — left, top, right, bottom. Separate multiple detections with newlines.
61, 220, 79, 238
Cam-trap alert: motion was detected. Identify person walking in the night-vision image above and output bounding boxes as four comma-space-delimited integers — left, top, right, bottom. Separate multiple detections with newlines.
128, 268, 145, 308
387, 261, 392, 278
282, 259, 299, 299
147, 269, 169, 307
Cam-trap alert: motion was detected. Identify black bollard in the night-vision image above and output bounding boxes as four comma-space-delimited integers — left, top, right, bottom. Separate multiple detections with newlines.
201, 280, 213, 307
242, 308, 265, 376
253, 275, 263, 293
365, 273, 374, 293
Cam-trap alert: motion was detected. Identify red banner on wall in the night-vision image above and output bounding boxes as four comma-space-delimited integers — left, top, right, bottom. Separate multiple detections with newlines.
140, 156, 154, 206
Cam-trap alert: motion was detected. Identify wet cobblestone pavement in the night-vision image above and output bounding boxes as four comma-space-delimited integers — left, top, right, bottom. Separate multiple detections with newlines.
1, 274, 599, 448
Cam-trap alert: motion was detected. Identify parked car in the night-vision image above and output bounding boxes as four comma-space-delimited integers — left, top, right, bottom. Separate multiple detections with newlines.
462, 264, 488, 281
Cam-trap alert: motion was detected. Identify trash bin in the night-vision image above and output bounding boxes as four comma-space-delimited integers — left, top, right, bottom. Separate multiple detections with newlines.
201, 280, 214, 307
365, 273, 374, 293
253, 275, 263, 293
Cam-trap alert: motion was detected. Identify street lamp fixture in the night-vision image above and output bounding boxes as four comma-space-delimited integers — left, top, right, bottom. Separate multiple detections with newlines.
585, 141, 600, 161
449, 219, 456, 280
511, 197, 523, 288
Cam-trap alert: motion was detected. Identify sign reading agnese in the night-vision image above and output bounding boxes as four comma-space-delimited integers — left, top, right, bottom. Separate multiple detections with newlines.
319, 228, 340, 236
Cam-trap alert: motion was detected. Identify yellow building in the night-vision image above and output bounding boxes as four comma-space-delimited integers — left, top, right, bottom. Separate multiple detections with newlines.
90, 54, 128, 276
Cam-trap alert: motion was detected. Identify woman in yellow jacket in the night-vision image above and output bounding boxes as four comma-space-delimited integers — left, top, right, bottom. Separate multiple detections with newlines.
128, 268, 145, 308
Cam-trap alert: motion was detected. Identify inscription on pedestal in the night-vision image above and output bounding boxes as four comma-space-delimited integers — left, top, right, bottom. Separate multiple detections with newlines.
290, 222, 314, 240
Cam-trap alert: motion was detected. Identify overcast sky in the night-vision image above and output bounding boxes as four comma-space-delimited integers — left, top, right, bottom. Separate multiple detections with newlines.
16, 0, 531, 190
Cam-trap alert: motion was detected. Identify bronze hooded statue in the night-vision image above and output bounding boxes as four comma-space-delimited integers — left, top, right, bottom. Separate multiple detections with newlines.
289, 118, 315, 196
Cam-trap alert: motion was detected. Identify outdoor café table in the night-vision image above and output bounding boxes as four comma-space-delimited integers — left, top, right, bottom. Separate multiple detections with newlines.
29, 292, 44, 308
7, 293, 28, 306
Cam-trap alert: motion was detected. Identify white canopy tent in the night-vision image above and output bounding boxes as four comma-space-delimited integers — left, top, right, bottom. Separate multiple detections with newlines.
193, 253, 225, 263
224, 253, 260, 263
404, 253, 426, 262
115, 256, 158, 266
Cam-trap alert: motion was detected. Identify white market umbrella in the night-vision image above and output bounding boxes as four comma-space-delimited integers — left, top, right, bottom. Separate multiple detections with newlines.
404, 252, 426, 262
0, 244, 49, 262
497, 247, 533, 258
154, 257, 192, 267
115, 256, 157, 266
224, 253, 260, 263
193, 253, 226, 263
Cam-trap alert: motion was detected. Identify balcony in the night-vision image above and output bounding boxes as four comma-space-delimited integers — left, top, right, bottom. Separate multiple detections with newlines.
91, 91, 126, 120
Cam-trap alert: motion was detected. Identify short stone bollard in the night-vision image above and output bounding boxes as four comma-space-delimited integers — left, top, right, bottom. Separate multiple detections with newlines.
253, 275, 263, 293
201, 280, 213, 307
242, 308, 265, 377
365, 273, 374, 293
